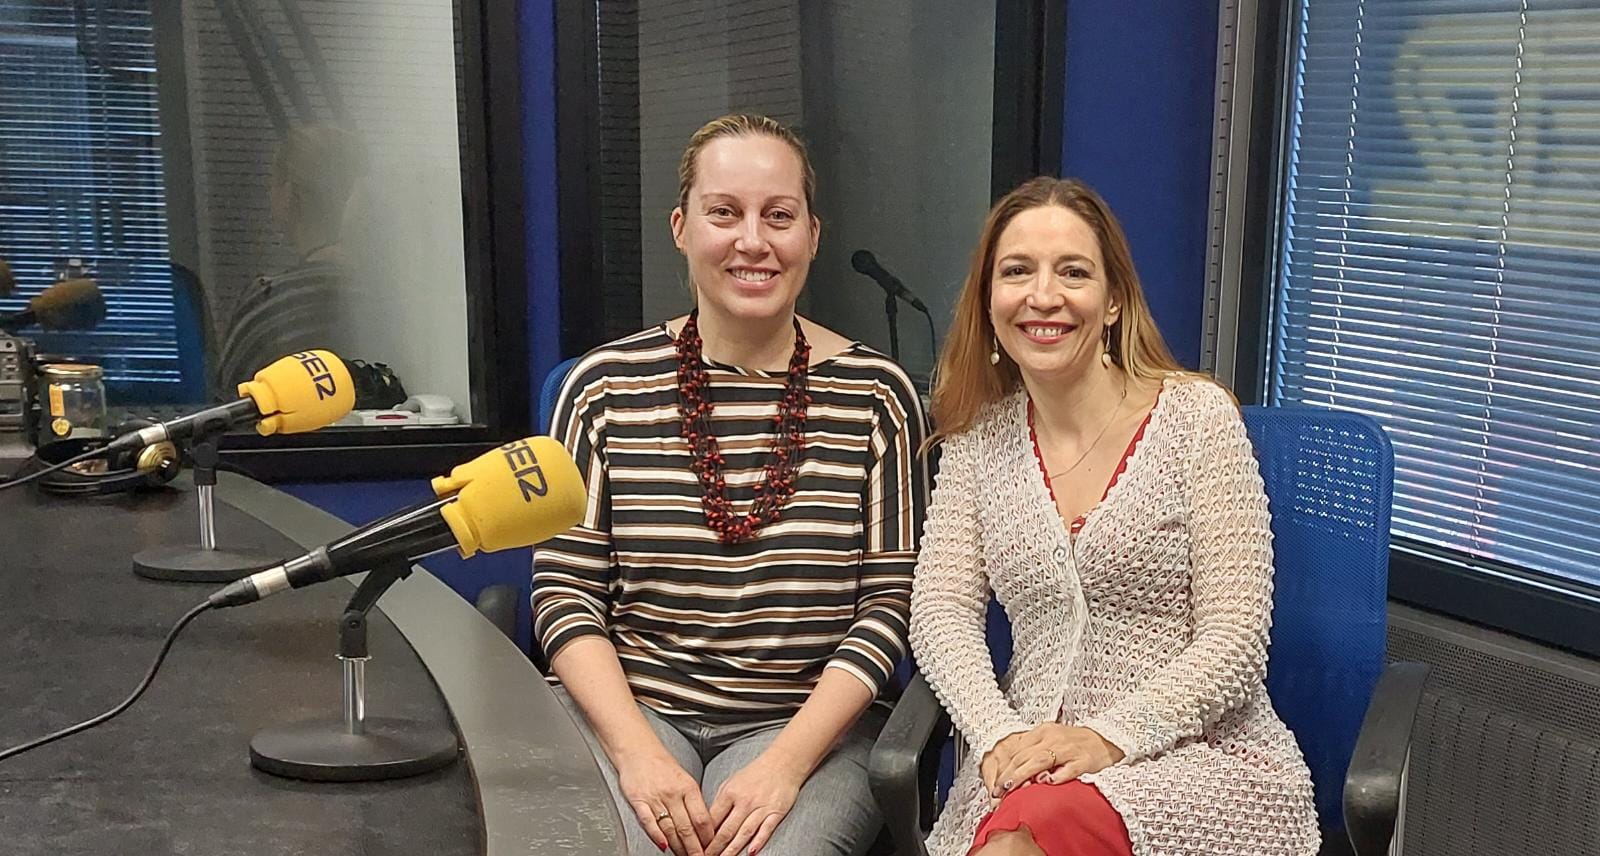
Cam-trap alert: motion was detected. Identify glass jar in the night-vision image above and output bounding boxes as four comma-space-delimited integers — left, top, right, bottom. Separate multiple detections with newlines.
36, 362, 106, 445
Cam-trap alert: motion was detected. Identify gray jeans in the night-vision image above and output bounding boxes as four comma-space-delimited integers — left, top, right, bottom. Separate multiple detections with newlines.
553, 686, 884, 856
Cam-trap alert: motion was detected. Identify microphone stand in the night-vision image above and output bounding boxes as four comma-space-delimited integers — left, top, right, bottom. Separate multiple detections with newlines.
132, 431, 277, 583
853, 254, 938, 388
882, 295, 939, 393
249, 559, 459, 781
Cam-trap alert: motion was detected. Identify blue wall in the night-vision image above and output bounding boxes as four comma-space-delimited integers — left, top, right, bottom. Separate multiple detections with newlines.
275, 0, 560, 654
1060, 0, 1219, 367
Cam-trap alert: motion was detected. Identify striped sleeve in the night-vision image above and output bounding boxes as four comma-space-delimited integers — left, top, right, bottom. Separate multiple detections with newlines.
532, 358, 616, 660
212, 264, 341, 398
825, 366, 929, 694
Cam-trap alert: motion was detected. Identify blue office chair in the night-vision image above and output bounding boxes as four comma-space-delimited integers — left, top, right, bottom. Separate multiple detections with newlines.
538, 356, 581, 435
168, 262, 212, 403
870, 406, 1428, 856
475, 355, 583, 656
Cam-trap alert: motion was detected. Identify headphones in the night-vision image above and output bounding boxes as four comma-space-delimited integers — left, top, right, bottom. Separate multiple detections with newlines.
20, 419, 182, 497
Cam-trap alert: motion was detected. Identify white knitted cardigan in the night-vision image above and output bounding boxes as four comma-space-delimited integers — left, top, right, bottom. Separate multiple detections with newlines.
909, 377, 1320, 856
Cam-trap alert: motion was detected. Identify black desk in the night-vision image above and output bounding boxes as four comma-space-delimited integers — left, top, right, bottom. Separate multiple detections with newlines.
0, 474, 623, 855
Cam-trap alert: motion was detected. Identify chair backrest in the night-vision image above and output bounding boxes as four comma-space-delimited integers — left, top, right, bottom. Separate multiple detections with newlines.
484, 355, 582, 662
1244, 405, 1392, 830
954, 405, 1392, 831
168, 262, 212, 403
538, 356, 580, 434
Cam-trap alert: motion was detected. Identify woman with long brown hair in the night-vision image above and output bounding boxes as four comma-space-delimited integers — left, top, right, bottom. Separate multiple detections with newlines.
908, 177, 1317, 855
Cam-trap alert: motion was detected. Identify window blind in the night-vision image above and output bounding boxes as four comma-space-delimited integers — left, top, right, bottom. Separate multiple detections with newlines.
0, 0, 179, 391
1272, 0, 1600, 586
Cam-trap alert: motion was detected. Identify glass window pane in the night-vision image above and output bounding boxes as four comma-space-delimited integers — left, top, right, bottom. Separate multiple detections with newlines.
1269, 0, 1600, 587
1, 0, 482, 459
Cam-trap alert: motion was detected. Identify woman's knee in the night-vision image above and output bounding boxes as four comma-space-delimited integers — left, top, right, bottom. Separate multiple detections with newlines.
974, 824, 1045, 856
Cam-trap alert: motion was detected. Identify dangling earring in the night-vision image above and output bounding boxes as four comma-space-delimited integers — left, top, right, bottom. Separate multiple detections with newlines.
1102, 325, 1114, 368
989, 336, 1001, 366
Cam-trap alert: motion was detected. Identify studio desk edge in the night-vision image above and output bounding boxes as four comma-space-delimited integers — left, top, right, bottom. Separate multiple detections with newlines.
222, 473, 626, 856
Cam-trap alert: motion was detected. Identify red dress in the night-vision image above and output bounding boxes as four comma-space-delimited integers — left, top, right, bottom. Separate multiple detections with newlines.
964, 403, 1153, 856
968, 780, 1134, 856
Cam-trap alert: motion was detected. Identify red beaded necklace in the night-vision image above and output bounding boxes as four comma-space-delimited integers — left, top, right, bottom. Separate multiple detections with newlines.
674, 310, 812, 544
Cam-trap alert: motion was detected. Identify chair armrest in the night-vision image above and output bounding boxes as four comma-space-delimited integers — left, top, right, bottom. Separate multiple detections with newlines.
1344, 660, 1430, 856
473, 583, 520, 643
870, 670, 949, 856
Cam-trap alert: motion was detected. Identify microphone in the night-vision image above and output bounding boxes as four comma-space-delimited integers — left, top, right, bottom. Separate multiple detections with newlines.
850, 250, 929, 313
106, 350, 355, 452
0, 279, 105, 332
207, 436, 586, 608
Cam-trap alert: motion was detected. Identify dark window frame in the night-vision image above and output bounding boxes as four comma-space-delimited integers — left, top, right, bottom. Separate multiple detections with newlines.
1233, 0, 1600, 660
553, 0, 1068, 358
993, 0, 1067, 201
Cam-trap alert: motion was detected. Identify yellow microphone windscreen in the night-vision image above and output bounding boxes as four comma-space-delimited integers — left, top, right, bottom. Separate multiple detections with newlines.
238, 350, 356, 436
434, 436, 586, 558
29, 278, 105, 331
30, 278, 99, 312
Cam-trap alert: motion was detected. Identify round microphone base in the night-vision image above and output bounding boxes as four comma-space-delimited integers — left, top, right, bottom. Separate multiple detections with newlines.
249, 717, 460, 782
132, 545, 276, 583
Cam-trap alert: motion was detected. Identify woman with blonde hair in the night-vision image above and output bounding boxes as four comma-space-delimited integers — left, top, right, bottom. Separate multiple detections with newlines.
536, 114, 927, 856
908, 176, 1317, 855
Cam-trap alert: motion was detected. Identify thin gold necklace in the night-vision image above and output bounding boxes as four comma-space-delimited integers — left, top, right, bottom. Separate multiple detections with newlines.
1042, 379, 1129, 481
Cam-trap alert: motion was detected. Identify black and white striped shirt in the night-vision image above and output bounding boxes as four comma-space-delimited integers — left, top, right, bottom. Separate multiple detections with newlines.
212, 259, 342, 399
533, 324, 928, 721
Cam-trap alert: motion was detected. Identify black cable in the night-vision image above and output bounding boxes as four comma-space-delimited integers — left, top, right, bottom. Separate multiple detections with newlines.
0, 445, 105, 492
0, 601, 213, 763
